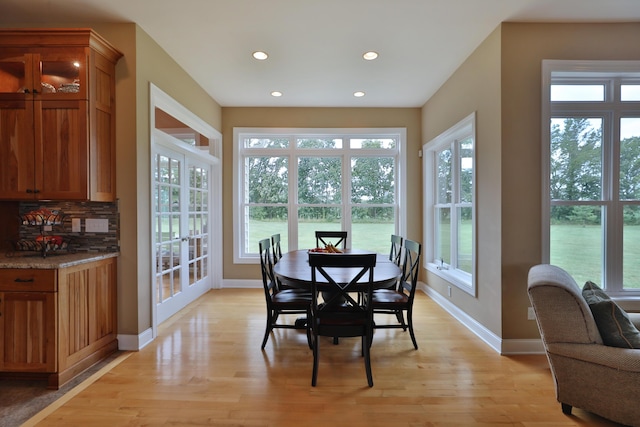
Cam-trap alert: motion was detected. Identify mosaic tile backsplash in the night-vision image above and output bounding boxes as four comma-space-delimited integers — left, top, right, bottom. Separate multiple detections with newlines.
19, 201, 119, 253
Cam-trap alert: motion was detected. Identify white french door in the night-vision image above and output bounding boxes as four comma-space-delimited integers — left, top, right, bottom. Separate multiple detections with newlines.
153, 134, 212, 324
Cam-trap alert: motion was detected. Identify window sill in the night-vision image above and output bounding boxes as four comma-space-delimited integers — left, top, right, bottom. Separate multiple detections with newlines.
426, 263, 475, 296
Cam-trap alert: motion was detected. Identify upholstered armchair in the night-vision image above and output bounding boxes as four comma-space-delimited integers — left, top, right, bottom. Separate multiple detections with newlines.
527, 264, 640, 427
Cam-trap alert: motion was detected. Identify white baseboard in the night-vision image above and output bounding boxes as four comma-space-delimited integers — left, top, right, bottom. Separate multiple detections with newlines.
420, 284, 545, 355
222, 279, 261, 289
117, 327, 154, 351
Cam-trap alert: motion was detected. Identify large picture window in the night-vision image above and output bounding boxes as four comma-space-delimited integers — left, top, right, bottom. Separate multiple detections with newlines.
542, 60, 640, 296
423, 113, 476, 294
233, 128, 405, 262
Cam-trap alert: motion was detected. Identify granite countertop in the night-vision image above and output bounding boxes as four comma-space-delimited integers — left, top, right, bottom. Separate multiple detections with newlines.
0, 252, 119, 269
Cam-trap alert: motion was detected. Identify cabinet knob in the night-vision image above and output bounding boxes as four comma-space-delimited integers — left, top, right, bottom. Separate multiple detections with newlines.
14, 278, 35, 283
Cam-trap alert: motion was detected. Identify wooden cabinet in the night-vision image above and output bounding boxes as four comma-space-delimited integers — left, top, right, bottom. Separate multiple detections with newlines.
0, 29, 122, 201
0, 269, 57, 373
0, 257, 118, 389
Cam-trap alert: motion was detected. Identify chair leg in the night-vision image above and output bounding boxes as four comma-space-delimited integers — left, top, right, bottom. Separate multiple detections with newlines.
306, 309, 313, 350
363, 335, 373, 387
261, 311, 273, 349
407, 309, 418, 350
311, 333, 319, 387
395, 310, 407, 330
561, 403, 572, 415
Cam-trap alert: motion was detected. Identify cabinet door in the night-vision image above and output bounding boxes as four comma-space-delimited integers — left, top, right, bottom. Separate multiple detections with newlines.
58, 258, 117, 370
0, 98, 36, 199
0, 291, 56, 372
35, 99, 89, 200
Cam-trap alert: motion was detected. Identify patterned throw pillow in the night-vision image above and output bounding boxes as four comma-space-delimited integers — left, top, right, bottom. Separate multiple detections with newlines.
582, 281, 640, 349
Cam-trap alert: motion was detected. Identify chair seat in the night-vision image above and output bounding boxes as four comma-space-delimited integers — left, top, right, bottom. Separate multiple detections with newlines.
372, 289, 409, 305
272, 288, 313, 305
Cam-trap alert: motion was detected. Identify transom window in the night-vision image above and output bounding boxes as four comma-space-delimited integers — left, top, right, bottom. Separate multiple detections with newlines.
233, 128, 406, 263
542, 60, 640, 296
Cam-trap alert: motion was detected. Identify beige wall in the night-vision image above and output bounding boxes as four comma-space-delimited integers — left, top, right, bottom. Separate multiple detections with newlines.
421, 27, 503, 336
99, 24, 222, 335
422, 22, 640, 341
221, 107, 422, 281
500, 22, 640, 339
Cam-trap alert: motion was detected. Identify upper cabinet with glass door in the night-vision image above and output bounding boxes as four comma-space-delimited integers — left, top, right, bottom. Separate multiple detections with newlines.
0, 48, 87, 100
0, 29, 122, 201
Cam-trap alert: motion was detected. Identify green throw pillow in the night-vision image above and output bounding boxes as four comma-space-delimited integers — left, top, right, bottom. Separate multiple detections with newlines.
582, 281, 640, 349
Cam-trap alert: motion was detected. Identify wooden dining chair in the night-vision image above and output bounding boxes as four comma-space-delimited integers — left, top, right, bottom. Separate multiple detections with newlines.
389, 234, 403, 266
315, 230, 347, 249
259, 238, 312, 349
308, 252, 377, 387
271, 233, 283, 264
372, 239, 422, 349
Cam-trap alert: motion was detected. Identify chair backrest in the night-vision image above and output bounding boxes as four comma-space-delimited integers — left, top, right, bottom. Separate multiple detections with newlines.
527, 264, 603, 345
389, 234, 403, 266
399, 239, 421, 298
271, 233, 283, 264
315, 231, 347, 249
259, 238, 277, 299
309, 253, 376, 315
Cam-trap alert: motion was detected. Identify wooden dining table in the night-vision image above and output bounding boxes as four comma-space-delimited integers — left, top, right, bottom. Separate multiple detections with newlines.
273, 249, 402, 290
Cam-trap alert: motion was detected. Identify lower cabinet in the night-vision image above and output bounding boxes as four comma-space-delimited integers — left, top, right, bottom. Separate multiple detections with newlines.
0, 257, 117, 388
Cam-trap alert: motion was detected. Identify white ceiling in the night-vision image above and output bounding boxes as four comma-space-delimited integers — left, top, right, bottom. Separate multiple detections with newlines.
2, 0, 640, 107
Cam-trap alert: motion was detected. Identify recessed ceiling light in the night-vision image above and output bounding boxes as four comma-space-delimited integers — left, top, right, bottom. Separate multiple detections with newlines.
354, 91, 365, 97
363, 51, 378, 60
253, 51, 268, 60
271, 91, 282, 97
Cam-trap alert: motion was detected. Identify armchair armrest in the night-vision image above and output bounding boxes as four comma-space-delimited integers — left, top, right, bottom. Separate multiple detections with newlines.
547, 342, 640, 372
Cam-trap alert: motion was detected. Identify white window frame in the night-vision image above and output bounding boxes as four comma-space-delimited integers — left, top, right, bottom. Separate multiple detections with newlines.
233, 127, 406, 263
542, 60, 640, 298
423, 113, 476, 295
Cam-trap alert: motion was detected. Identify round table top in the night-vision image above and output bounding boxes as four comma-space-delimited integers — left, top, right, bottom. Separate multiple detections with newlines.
273, 249, 401, 289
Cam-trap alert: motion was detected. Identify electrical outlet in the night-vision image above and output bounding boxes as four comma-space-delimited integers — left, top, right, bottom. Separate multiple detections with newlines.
85, 218, 109, 233
71, 218, 81, 232
527, 307, 536, 320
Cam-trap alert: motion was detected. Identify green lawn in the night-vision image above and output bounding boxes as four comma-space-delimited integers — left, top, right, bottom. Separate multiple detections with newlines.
249, 220, 394, 255
551, 224, 640, 289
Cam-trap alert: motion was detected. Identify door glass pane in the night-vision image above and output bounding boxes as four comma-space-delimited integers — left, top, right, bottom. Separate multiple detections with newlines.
41, 59, 81, 94
0, 55, 26, 93
550, 205, 603, 285
550, 118, 603, 201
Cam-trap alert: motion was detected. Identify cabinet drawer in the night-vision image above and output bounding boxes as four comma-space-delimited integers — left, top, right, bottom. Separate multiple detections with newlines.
0, 269, 56, 291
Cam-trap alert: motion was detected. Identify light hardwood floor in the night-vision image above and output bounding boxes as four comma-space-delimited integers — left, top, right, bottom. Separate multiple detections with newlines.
27, 289, 622, 426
